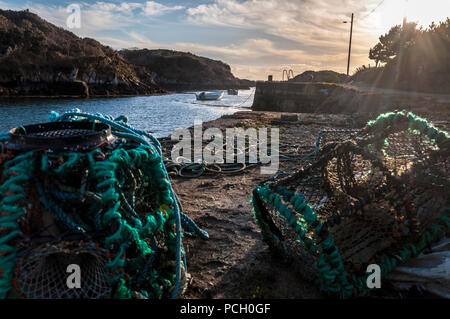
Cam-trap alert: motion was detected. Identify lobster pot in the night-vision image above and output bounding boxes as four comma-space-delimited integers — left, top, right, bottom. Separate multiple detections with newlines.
315, 129, 360, 153
251, 111, 449, 298
0, 117, 187, 299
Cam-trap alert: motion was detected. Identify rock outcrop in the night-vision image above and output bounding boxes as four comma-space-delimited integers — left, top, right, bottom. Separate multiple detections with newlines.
0, 9, 164, 97
120, 49, 255, 91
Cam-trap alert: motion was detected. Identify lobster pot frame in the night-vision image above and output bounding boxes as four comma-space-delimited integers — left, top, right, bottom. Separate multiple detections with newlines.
0, 111, 204, 299
315, 129, 360, 153
251, 111, 449, 298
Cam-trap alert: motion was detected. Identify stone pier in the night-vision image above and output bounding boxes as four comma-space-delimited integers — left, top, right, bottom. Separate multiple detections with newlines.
251, 81, 450, 115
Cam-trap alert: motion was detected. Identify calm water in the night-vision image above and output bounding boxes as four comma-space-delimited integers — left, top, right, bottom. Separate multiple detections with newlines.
0, 88, 255, 137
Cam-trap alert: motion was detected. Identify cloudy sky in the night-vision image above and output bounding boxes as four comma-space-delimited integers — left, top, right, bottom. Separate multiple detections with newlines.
0, 0, 449, 80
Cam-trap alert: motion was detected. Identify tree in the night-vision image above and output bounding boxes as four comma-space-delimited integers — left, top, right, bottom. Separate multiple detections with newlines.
369, 43, 385, 67
369, 22, 419, 65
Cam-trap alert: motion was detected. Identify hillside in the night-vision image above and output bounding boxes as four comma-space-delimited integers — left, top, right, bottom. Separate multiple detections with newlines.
0, 9, 163, 97
120, 49, 255, 91
289, 70, 348, 83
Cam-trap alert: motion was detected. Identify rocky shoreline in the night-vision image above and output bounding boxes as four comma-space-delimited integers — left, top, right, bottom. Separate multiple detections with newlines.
0, 80, 167, 98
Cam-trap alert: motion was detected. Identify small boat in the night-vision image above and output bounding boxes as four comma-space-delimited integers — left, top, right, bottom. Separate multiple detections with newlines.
196, 91, 224, 101
227, 89, 238, 95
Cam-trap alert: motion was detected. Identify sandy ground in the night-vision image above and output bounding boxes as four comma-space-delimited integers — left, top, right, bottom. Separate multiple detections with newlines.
160, 111, 373, 299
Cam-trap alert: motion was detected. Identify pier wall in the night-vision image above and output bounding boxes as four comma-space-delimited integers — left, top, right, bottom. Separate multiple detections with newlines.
251, 81, 449, 115
252, 81, 342, 113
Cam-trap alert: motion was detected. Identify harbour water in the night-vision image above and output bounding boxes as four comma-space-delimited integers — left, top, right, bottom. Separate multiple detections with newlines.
0, 88, 255, 137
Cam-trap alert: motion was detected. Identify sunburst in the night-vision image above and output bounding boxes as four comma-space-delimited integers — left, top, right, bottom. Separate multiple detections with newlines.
371, 0, 449, 33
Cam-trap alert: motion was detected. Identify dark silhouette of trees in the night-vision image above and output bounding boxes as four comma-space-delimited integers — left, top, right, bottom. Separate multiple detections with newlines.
369, 43, 386, 67
355, 18, 449, 93
369, 22, 420, 66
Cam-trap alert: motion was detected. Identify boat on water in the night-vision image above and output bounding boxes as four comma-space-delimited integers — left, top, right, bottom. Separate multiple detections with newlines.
196, 91, 224, 101
227, 89, 238, 95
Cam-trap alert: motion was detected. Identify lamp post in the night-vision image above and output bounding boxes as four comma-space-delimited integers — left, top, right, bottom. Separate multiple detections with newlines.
343, 13, 354, 76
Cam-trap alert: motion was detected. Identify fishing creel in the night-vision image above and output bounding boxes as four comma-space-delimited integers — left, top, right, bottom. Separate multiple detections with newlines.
0, 109, 207, 299
251, 111, 449, 298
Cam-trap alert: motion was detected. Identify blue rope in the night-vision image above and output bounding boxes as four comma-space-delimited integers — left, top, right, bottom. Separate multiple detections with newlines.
181, 213, 209, 239
0, 133, 8, 154
35, 180, 86, 234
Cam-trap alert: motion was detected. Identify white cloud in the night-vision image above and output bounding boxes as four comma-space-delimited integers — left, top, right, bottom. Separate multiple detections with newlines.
142, 1, 184, 16
87, 2, 142, 13
87, 1, 184, 16
186, 0, 378, 50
